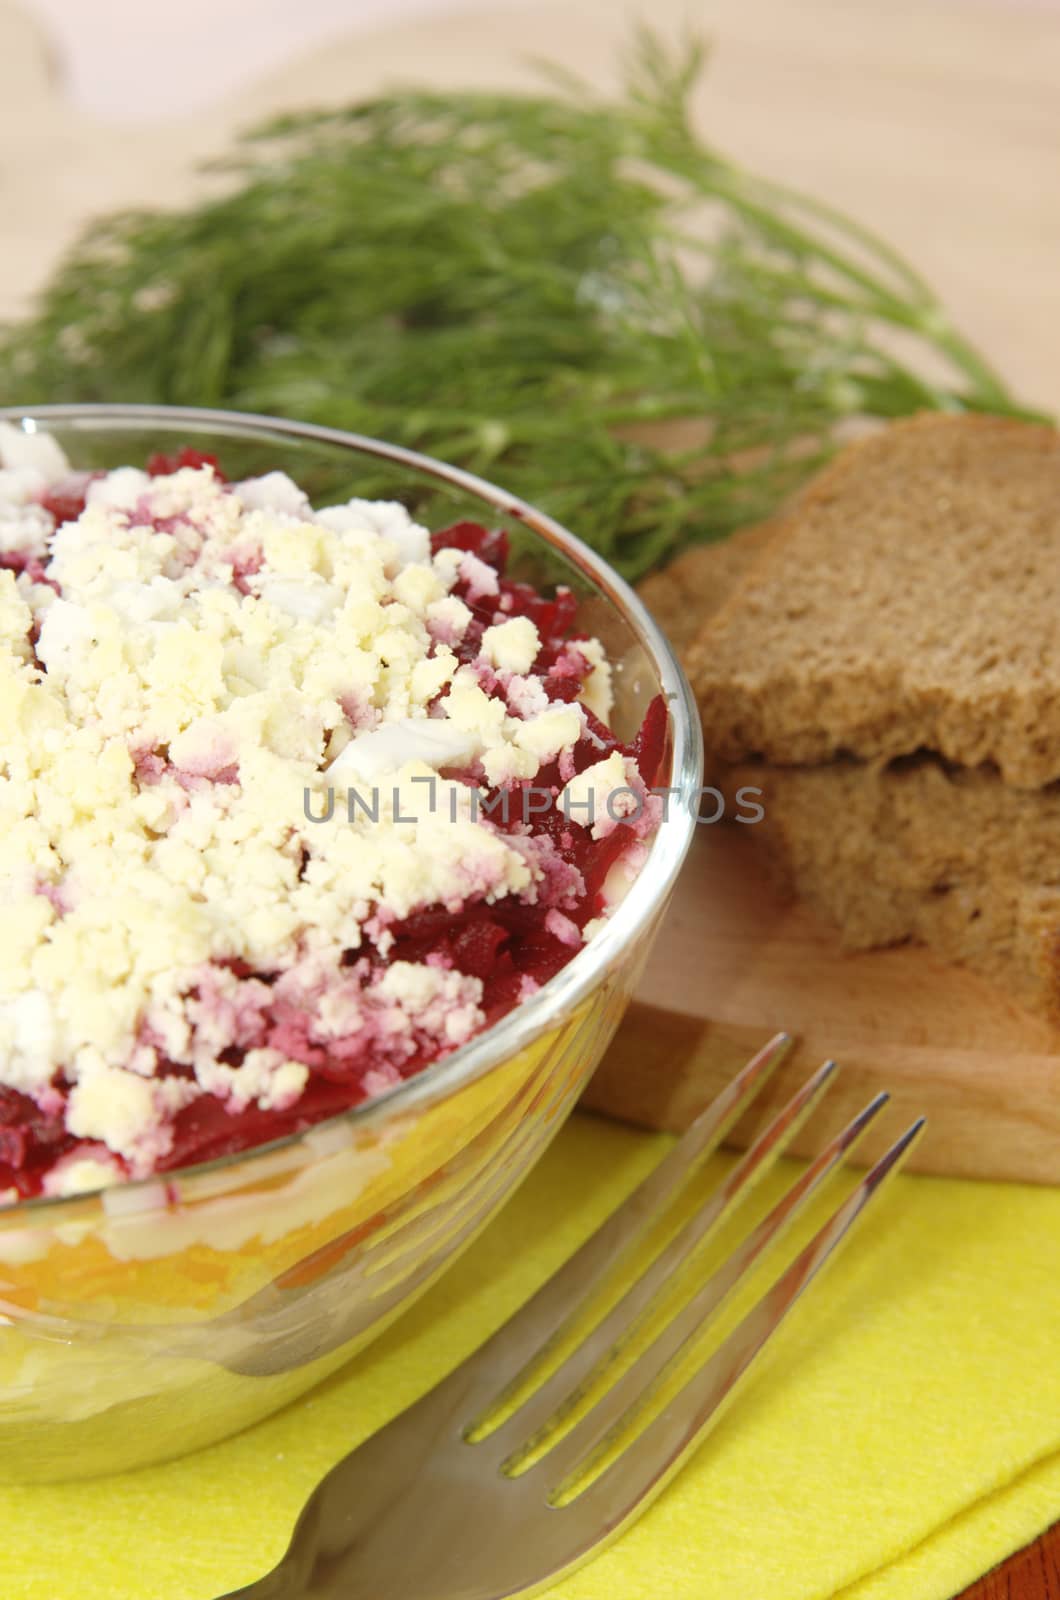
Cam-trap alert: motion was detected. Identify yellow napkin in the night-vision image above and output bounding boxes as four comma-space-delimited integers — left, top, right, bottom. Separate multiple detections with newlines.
2, 1114, 1058, 1600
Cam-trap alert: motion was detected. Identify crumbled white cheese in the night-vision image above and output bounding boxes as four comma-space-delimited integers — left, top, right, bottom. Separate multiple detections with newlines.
196, 1047, 309, 1114
66, 1061, 191, 1172
0, 497, 53, 560
392, 562, 446, 616
375, 963, 483, 1046
0, 441, 630, 1196
317, 498, 430, 568
327, 717, 479, 780
559, 751, 641, 838
233, 470, 311, 518
505, 673, 550, 721
577, 636, 614, 722
441, 673, 500, 731
42, 1151, 125, 1199
426, 594, 473, 642
480, 743, 539, 786
514, 705, 584, 763
0, 421, 69, 482
453, 551, 498, 600
480, 616, 539, 675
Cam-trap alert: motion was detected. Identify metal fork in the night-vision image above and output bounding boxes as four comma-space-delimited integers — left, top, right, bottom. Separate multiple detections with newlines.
223, 1034, 924, 1600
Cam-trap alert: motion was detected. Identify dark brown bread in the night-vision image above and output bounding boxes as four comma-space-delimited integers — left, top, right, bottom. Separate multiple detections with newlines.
641, 500, 1060, 1018
722, 757, 1060, 1017
637, 518, 780, 656
686, 415, 1060, 788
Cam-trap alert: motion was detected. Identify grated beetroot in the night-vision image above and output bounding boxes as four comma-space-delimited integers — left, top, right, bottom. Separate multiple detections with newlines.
145, 447, 225, 479
39, 488, 89, 526
0, 493, 665, 1199
0, 1086, 77, 1202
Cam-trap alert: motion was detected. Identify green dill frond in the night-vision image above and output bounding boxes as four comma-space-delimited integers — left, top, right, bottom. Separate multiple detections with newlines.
0, 31, 1042, 577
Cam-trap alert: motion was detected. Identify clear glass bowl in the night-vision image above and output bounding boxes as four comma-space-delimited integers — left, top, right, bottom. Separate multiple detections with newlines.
0, 404, 701, 1482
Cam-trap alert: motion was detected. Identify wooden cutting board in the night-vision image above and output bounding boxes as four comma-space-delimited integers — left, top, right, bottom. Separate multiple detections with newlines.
585, 828, 1060, 1183
3, 0, 1060, 1186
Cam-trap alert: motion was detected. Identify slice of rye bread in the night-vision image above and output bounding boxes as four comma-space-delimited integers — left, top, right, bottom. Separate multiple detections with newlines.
639, 518, 1060, 1018
724, 756, 1060, 1016
685, 414, 1060, 788
637, 517, 781, 656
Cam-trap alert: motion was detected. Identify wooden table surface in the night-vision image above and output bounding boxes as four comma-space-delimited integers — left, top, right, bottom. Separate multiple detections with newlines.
1, 0, 1057, 1592
960, 1527, 1060, 1600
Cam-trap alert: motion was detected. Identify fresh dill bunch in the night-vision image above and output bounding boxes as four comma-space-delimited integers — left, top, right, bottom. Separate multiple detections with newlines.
0, 30, 1040, 577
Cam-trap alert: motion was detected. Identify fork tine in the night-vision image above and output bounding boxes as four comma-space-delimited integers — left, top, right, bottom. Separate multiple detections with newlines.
449, 1032, 793, 1411
473, 1054, 835, 1448
519, 1092, 889, 1484
551, 1118, 926, 1519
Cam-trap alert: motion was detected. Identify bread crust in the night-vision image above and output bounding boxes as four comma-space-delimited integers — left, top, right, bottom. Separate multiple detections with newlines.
685, 414, 1060, 788
636, 517, 781, 656
639, 432, 1060, 1019
720, 756, 1060, 1019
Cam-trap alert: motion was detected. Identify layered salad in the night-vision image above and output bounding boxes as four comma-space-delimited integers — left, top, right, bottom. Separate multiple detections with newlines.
0, 425, 665, 1205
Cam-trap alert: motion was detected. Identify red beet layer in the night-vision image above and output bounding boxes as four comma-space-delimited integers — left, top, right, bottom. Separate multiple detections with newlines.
0, 471, 666, 1200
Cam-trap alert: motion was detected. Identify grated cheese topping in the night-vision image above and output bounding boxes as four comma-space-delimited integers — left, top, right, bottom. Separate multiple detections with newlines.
0, 424, 634, 1199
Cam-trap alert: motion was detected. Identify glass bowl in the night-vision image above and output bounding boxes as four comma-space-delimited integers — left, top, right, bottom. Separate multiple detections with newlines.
0, 404, 701, 1482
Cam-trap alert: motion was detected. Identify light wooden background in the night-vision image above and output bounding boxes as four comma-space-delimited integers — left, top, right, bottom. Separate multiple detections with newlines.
2, 0, 1060, 416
